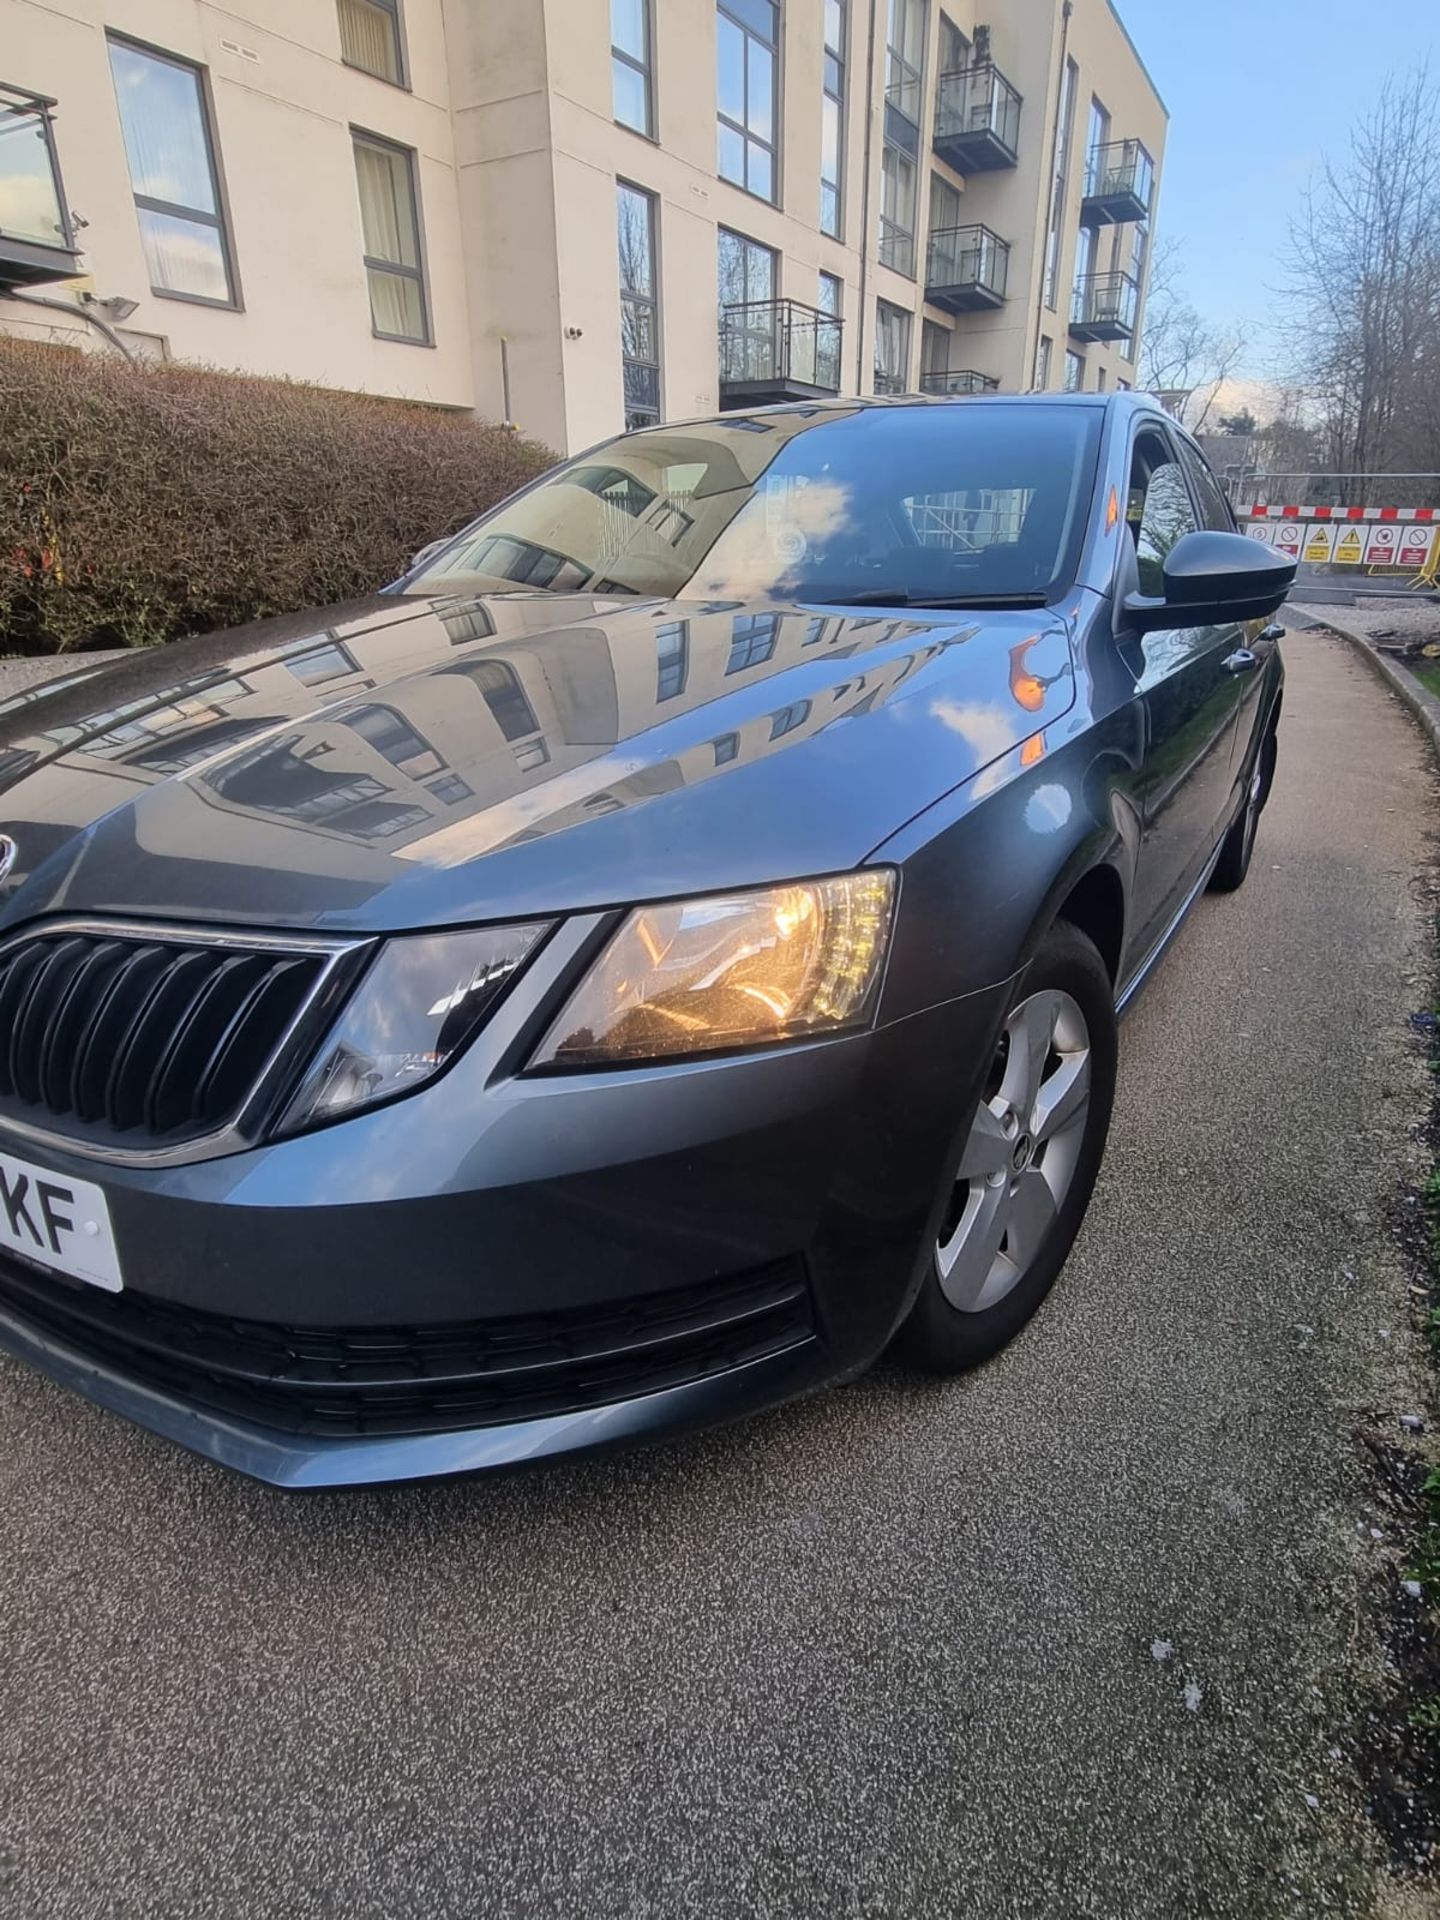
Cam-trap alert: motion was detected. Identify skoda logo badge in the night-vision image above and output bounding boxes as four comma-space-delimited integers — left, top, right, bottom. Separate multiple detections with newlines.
0, 835, 17, 885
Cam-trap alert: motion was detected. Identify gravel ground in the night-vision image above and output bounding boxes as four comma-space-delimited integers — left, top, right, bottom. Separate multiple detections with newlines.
1298, 602, 1440, 648
0, 623, 1436, 1918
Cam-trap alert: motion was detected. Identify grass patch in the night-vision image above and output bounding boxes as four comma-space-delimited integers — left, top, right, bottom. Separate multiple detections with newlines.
1412, 660, 1440, 703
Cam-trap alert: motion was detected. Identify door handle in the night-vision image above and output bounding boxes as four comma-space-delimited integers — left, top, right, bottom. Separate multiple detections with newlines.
1258, 623, 1285, 643
1222, 648, 1260, 674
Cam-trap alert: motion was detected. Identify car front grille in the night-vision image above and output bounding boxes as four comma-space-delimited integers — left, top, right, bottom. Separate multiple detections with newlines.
0, 1255, 817, 1439
0, 922, 354, 1154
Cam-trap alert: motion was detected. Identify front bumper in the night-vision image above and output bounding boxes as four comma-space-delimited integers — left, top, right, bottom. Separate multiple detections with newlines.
0, 935, 1012, 1487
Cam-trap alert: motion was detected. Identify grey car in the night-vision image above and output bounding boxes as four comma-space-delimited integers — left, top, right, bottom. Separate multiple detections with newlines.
0, 395, 1291, 1485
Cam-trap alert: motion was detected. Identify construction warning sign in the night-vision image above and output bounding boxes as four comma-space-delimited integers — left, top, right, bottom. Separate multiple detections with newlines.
1333, 527, 1365, 565
1398, 525, 1437, 569
1245, 521, 1273, 543
1364, 523, 1402, 565
1302, 524, 1336, 563
1272, 520, 1304, 561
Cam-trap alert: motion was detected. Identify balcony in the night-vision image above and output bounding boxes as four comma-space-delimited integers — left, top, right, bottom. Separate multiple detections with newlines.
918, 369, 999, 395
718, 299, 843, 408
1070, 271, 1140, 343
932, 62, 1022, 173
925, 224, 1009, 313
0, 83, 82, 290
1079, 139, 1155, 227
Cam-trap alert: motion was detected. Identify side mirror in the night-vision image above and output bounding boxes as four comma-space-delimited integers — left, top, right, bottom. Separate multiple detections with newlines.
1123, 529, 1295, 632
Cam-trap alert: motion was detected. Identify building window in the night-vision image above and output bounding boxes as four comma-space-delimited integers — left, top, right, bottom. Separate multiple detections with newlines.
1116, 377, 1131, 391
1042, 57, 1077, 311
352, 131, 429, 342
716, 0, 778, 203
1087, 96, 1111, 171
656, 621, 688, 700
770, 699, 811, 739
1073, 222, 1095, 300
285, 642, 358, 686
938, 13, 969, 74
348, 704, 443, 779
616, 181, 661, 427
1064, 349, 1084, 392
922, 318, 950, 376
1095, 366, 1107, 392
718, 226, 776, 307
879, 142, 916, 276
885, 0, 926, 123
727, 613, 779, 673
1034, 334, 1052, 390
338, 0, 406, 85
612, 0, 654, 136
712, 732, 739, 765
821, 0, 845, 236
818, 270, 842, 319
107, 37, 237, 306
874, 299, 910, 393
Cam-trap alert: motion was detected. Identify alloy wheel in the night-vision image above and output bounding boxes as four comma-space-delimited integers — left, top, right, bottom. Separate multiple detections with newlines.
935, 988, 1093, 1314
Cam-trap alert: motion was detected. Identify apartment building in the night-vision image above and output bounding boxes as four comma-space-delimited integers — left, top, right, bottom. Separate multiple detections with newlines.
0, 0, 1165, 453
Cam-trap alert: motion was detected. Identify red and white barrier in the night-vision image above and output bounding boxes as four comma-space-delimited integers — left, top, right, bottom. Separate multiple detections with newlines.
1239, 503, 1438, 567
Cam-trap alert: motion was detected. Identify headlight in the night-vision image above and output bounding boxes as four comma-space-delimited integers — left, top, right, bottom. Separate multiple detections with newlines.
531, 871, 895, 1070
279, 922, 550, 1132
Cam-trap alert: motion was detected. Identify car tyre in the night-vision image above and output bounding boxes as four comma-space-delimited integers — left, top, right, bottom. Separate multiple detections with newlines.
892, 919, 1117, 1374
1210, 728, 1276, 894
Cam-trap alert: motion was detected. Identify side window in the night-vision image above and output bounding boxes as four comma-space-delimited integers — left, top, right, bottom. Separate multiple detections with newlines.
1126, 429, 1198, 596
1177, 441, 1234, 532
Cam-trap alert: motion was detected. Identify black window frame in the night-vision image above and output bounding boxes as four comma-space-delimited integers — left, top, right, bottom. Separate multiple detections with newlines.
821, 0, 846, 237
351, 125, 432, 346
337, 0, 410, 89
1175, 434, 1237, 533
655, 620, 689, 700
617, 179, 662, 430
716, 0, 780, 206
611, 0, 655, 139
106, 32, 241, 311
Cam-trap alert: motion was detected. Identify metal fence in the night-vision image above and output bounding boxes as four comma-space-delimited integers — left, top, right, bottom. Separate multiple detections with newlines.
1218, 469, 1440, 512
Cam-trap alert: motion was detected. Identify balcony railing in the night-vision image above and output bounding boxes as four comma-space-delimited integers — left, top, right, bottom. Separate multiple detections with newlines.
873, 371, 908, 396
925, 224, 1009, 313
932, 62, 1022, 172
1070, 271, 1140, 342
918, 369, 1000, 396
1080, 139, 1155, 227
718, 299, 843, 405
0, 82, 82, 289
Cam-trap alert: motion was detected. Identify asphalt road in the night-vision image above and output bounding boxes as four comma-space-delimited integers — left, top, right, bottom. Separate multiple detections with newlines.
1, 625, 1436, 1920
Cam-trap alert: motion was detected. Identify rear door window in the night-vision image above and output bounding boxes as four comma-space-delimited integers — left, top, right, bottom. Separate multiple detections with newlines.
1176, 440, 1235, 532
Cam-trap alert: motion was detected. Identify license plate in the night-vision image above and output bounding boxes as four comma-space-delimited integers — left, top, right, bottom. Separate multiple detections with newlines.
0, 1148, 123, 1293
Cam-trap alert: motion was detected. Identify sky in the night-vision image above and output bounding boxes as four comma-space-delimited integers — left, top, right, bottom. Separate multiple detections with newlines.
1115, 0, 1440, 387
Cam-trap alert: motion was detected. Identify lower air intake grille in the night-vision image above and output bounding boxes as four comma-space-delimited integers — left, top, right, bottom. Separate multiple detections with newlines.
0, 925, 340, 1149
0, 1256, 817, 1438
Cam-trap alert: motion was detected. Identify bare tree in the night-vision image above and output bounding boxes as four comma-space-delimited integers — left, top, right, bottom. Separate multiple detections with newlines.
1284, 69, 1440, 487
1136, 237, 1247, 428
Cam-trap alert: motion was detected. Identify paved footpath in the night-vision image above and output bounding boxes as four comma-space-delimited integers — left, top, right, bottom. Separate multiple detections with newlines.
0, 624, 1436, 1919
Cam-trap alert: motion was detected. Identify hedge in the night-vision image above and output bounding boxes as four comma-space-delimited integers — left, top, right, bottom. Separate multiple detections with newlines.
0, 338, 554, 655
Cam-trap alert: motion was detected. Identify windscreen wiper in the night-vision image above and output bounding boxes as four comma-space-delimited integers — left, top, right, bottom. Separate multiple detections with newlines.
813, 589, 1051, 610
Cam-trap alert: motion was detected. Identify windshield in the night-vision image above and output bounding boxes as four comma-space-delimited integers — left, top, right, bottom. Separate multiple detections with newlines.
403, 403, 1102, 607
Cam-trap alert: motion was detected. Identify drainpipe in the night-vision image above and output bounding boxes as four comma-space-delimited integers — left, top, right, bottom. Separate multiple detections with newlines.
7, 289, 136, 363
855, 0, 880, 393
1032, 0, 1073, 389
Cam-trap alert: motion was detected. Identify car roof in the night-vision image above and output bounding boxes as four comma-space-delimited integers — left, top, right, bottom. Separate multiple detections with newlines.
624, 390, 1157, 437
